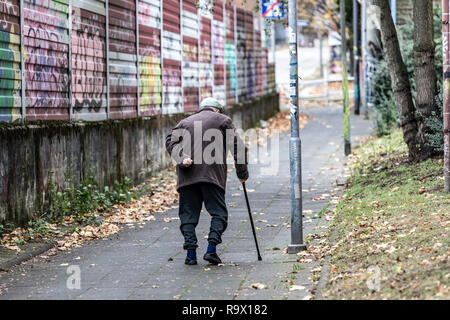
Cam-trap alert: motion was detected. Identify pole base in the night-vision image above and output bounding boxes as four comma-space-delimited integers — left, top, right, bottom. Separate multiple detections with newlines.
344, 142, 352, 156
288, 244, 307, 254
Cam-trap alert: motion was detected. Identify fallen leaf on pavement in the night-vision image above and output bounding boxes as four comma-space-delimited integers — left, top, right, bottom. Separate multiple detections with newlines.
289, 285, 305, 291
250, 283, 266, 290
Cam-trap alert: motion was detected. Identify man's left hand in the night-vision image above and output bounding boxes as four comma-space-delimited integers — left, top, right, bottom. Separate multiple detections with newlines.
182, 157, 193, 167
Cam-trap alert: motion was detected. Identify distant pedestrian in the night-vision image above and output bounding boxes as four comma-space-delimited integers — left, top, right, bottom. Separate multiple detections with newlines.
165, 98, 249, 265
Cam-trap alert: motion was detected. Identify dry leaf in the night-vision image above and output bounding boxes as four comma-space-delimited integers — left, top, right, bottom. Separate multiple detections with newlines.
289, 285, 305, 291
250, 283, 266, 290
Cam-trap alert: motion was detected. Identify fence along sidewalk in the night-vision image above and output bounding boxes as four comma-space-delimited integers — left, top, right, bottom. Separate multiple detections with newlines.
0, 0, 275, 123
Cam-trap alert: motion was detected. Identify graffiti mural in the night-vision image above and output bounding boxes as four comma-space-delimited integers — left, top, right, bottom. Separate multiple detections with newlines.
212, 0, 225, 104
0, 0, 276, 122
24, 0, 70, 120
72, 6, 106, 120
199, 12, 212, 101
182, 0, 199, 112
245, 10, 255, 100
254, 13, 262, 97
235, 7, 246, 102
162, 0, 182, 114
109, 0, 138, 119
138, 0, 162, 115
224, 3, 236, 104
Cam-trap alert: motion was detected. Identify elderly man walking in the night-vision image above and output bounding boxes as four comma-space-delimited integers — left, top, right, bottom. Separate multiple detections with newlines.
165, 98, 249, 265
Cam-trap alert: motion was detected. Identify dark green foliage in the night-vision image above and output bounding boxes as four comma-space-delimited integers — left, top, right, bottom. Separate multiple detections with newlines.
372, 8, 443, 147
26, 218, 50, 237
424, 86, 444, 152
371, 59, 398, 136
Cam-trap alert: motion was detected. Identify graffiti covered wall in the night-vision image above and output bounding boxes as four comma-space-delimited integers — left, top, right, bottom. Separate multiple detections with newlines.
72, 0, 107, 120
0, 0, 275, 123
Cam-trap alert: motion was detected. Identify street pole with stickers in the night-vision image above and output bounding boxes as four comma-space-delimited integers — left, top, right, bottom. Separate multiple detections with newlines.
287, 0, 306, 253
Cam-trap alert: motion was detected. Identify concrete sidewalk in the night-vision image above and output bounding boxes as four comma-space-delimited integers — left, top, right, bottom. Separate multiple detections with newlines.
0, 106, 372, 300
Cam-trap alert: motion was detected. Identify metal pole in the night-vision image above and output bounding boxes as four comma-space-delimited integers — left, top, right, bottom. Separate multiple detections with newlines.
198, 7, 201, 106
319, 29, 323, 79
223, 1, 226, 101
341, 0, 351, 156
443, 0, 450, 192
325, 59, 329, 108
68, 0, 73, 120
353, 0, 360, 115
234, 5, 238, 103
160, 0, 164, 113
180, 0, 184, 111
271, 19, 275, 93
362, 0, 368, 119
135, 0, 140, 117
252, 11, 255, 99
105, 0, 110, 119
287, 0, 306, 254
211, 13, 214, 99
19, 0, 25, 123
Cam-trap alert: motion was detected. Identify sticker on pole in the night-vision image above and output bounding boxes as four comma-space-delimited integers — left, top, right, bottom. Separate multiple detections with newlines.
261, 0, 286, 19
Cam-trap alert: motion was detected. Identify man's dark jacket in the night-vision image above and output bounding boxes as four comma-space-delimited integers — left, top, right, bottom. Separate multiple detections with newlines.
165, 107, 249, 191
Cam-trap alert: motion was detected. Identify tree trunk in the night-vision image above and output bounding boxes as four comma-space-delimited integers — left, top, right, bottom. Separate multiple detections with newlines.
373, 0, 420, 160
413, 0, 440, 157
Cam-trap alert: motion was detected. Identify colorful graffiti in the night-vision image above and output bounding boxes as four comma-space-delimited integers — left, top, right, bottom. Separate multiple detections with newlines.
138, 0, 162, 116
0, 0, 21, 122
199, 14, 212, 101
72, 13, 106, 113
24, 22, 69, 119
140, 52, 162, 114
0, 0, 275, 122
109, 0, 138, 119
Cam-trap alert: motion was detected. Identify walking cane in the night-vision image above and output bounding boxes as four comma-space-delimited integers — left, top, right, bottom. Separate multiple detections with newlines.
242, 182, 262, 261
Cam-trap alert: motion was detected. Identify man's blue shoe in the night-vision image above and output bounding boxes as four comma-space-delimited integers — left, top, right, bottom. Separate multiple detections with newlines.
185, 249, 197, 265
